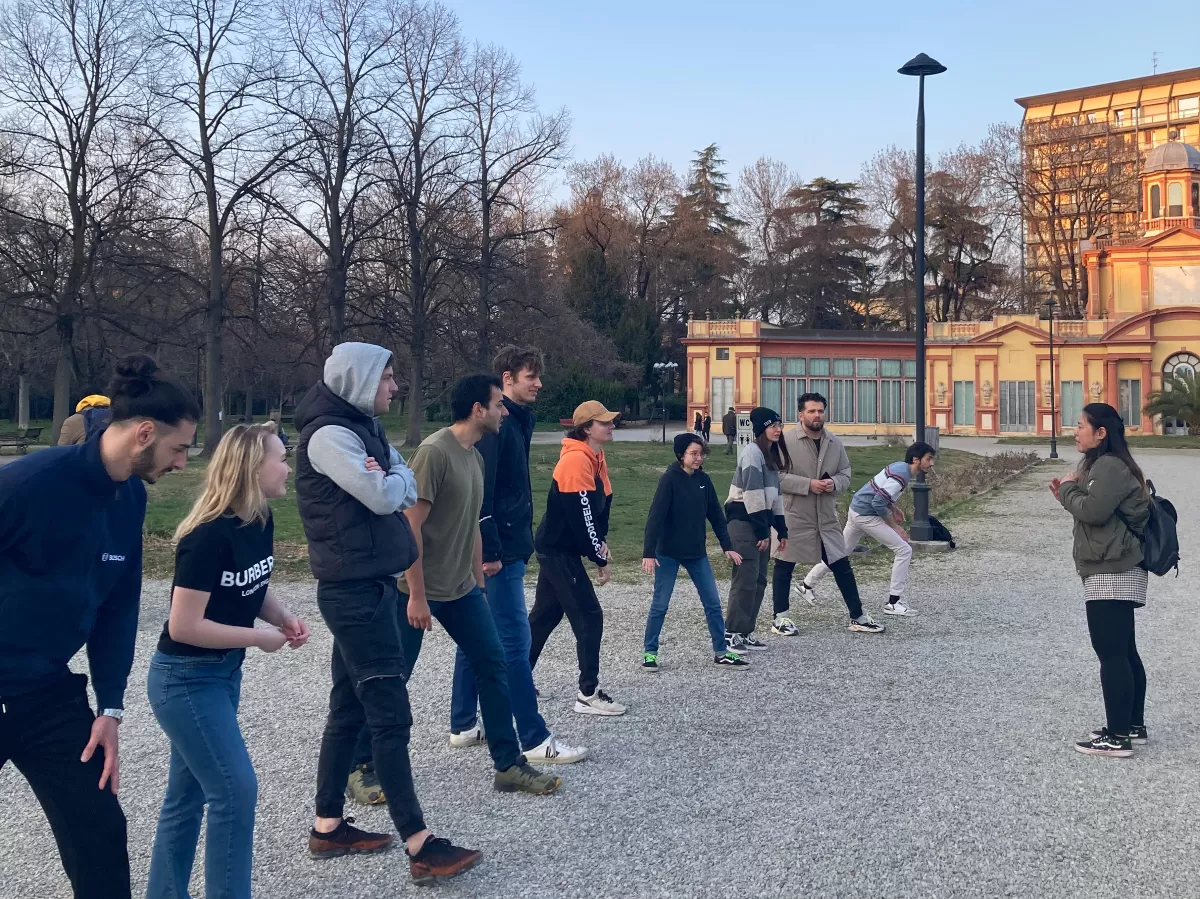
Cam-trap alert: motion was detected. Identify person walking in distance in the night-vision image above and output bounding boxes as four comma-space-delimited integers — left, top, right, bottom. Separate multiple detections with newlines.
529, 401, 627, 716
775, 394, 884, 635
722, 407, 737, 455
398, 375, 561, 795
723, 407, 789, 654
0, 354, 198, 899
801, 442, 936, 618
296, 343, 481, 884
641, 433, 747, 671
702, 412, 712, 443
1052, 403, 1152, 759
694, 411, 704, 434
448, 348, 588, 765
58, 394, 113, 445
146, 423, 310, 899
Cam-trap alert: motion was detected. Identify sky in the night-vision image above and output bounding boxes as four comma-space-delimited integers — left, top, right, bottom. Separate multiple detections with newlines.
448, 0, 1198, 192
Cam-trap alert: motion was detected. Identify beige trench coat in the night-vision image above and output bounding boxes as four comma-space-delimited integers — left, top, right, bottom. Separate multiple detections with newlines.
774, 427, 852, 564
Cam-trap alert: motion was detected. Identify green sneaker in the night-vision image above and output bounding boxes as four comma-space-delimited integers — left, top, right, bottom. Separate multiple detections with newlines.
494, 762, 561, 796
346, 763, 387, 805
641, 652, 659, 672
714, 651, 749, 669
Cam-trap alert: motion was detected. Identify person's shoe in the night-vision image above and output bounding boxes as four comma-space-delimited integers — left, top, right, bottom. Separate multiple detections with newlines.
725, 632, 748, 654
641, 652, 660, 672
308, 817, 394, 859
1075, 730, 1134, 758
522, 734, 589, 765
1089, 724, 1148, 745
345, 763, 386, 805
448, 724, 485, 748
714, 651, 749, 668
407, 835, 482, 886
849, 615, 885, 634
494, 761, 562, 795
574, 688, 627, 716
771, 615, 799, 636
794, 581, 817, 605
740, 634, 768, 651
883, 601, 917, 617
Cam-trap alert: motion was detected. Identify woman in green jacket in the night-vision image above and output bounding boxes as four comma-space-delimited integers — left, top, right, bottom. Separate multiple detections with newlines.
1051, 403, 1151, 759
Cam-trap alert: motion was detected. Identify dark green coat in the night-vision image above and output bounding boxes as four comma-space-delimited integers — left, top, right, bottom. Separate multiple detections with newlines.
1057, 454, 1150, 578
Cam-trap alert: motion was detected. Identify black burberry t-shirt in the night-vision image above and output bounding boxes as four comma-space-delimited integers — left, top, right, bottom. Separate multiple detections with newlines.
157, 513, 275, 656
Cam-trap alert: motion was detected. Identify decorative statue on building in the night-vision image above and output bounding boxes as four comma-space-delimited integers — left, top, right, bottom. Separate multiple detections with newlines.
1090, 381, 1103, 401
981, 380, 993, 405
936, 382, 946, 405
1043, 380, 1052, 404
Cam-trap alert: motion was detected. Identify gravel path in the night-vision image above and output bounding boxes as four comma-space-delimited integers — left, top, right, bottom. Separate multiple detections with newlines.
3, 450, 1198, 898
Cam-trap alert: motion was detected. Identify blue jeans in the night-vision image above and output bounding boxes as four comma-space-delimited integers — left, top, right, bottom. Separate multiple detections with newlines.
449, 561, 550, 750
146, 650, 256, 899
643, 554, 727, 656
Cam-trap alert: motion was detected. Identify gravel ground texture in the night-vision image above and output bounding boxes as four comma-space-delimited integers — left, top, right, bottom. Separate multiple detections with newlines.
3, 449, 1198, 899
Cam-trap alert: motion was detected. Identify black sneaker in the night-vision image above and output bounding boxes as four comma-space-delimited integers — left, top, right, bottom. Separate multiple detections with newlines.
641, 652, 660, 672
739, 634, 768, 652
308, 817, 394, 859
407, 835, 483, 885
1089, 724, 1148, 744
714, 651, 749, 668
1074, 730, 1134, 758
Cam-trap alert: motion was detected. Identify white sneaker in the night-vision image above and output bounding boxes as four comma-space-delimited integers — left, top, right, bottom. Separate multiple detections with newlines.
523, 734, 589, 765
793, 581, 817, 605
883, 601, 917, 617
771, 615, 799, 636
448, 724, 485, 748
574, 688, 626, 717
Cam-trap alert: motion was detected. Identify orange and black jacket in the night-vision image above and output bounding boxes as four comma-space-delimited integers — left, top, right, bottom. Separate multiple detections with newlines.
534, 438, 613, 566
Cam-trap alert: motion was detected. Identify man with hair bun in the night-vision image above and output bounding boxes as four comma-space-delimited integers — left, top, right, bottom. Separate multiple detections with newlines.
0, 353, 199, 899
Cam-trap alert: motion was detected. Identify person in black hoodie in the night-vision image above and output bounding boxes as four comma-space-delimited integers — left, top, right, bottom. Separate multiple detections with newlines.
0, 354, 198, 899
640, 434, 747, 670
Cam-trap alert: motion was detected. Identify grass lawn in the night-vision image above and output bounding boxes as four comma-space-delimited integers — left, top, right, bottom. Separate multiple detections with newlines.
998, 434, 1200, 449
141, 440, 1036, 582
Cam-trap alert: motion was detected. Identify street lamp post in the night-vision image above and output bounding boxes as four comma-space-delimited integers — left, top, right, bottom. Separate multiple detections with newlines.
899, 52, 946, 543
1045, 298, 1059, 459
652, 361, 678, 443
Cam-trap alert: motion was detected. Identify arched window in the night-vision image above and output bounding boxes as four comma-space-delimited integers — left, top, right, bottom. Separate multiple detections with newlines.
1168, 182, 1184, 216
1164, 352, 1199, 383
1150, 184, 1161, 218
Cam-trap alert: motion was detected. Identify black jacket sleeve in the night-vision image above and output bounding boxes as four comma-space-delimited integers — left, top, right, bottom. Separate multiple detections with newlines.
567, 490, 609, 566
705, 474, 732, 551
643, 473, 672, 558
476, 430, 502, 563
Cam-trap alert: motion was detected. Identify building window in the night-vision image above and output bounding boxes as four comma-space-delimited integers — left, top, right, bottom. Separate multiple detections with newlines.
903, 359, 917, 378
1113, 108, 1127, 125
1178, 96, 1199, 118
831, 378, 854, 423
952, 381, 975, 427
785, 357, 806, 376
904, 380, 916, 424
856, 379, 878, 423
760, 377, 782, 415
762, 357, 782, 376
1150, 184, 1161, 218
783, 378, 807, 421
808, 378, 831, 405
1118, 380, 1142, 429
1144, 130, 1154, 147
809, 358, 830, 377
880, 359, 902, 378
716, 347, 729, 360
999, 381, 1036, 432
880, 380, 903, 423
1168, 182, 1184, 217
1060, 381, 1084, 428
1193, 183, 1199, 216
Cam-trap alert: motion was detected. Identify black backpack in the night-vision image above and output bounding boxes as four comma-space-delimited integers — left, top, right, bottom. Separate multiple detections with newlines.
1118, 480, 1180, 577
928, 515, 956, 549
82, 407, 112, 440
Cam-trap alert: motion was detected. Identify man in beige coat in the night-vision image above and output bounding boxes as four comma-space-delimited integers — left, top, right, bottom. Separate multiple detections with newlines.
771, 392, 884, 634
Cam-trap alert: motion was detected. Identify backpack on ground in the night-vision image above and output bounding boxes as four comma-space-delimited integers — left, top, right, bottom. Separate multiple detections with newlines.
928, 515, 956, 549
1118, 480, 1180, 577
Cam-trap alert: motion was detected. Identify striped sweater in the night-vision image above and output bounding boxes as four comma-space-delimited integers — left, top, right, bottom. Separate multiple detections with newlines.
849, 461, 911, 518
724, 442, 788, 541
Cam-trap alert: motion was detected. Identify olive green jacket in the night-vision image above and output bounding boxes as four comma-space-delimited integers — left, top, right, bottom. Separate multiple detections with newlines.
1057, 454, 1150, 578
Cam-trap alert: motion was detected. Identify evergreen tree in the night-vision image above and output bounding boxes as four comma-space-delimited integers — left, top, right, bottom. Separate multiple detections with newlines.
564, 245, 626, 336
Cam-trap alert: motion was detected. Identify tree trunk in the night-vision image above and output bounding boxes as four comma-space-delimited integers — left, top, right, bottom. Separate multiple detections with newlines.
329, 216, 347, 346
243, 387, 253, 423
52, 317, 74, 442
202, 270, 224, 457
17, 373, 30, 430
406, 343, 425, 448
477, 177, 491, 369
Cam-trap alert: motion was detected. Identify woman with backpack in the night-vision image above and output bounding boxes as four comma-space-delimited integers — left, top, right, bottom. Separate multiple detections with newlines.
1051, 402, 1150, 759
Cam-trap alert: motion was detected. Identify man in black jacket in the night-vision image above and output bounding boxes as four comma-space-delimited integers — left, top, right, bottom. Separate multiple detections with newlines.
722, 407, 737, 454
448, 347, 587, 764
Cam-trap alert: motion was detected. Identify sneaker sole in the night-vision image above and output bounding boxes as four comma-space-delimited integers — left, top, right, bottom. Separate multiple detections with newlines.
309, 841, 395, 860
641, 665, 660, 673
494, 777, 562, 795
716, 663, 750, 669
1089, 732, 1148, 745
448, 737, 485, 749
848, 624, 885, 633
882, 608, 917, 617
411, 851, 483, 886
1073, 744, 1134, 758
573, 703, 626, 716
524, 750, 590, 765
770, 628, 799, 636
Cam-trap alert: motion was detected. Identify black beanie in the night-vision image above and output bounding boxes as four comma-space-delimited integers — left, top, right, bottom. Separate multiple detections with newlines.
750, 407, 781, 437
673, 432, 703, 459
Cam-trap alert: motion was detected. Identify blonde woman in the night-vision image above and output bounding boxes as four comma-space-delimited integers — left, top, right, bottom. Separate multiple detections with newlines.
146, 423, 309, 899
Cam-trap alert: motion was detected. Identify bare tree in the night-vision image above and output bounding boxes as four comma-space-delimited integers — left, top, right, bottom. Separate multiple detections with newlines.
621, 154, 677, 307
734, 156, 798, 322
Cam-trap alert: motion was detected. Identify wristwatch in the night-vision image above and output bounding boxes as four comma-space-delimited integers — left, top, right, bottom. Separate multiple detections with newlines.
100, 708, 124, 723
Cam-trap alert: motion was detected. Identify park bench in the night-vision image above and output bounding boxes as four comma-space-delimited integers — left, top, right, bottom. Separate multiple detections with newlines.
0, 427, 43, 455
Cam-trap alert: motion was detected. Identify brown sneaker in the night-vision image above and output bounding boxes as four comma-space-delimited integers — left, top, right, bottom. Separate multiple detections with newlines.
407, 835, 482, 885
493, 761, 562, 795
308, 817, 394, 859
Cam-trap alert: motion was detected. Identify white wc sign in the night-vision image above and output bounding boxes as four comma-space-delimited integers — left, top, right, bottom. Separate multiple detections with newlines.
736, 412, 754, 457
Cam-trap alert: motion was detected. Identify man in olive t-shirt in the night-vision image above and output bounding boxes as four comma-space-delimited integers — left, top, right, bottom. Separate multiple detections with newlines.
396, 375, 561, 796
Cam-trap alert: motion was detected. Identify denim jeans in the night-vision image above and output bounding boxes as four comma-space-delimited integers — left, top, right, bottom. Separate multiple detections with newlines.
399, 586, 523, 771
146, 650, 255, 899
449, 561, 550, 750
643, 554, 727, 656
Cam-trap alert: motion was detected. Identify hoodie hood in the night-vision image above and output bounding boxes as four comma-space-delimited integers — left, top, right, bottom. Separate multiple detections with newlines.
559, 437, 612, 495
323, 342, 392, 417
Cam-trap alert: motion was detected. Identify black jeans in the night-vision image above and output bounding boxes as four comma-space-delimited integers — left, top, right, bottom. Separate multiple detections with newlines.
529, 553, 603, 696
0, 673, 130, 899
313, 578, 427, 840
1085, 600, 1147, 736
772, 543, 863, 620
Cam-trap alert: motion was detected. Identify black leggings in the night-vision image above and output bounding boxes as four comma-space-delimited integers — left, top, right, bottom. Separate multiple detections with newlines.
1085, 600, 1147, 736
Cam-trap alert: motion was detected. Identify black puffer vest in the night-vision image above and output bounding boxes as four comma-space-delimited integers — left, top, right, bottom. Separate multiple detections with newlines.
294, 382, 417, 581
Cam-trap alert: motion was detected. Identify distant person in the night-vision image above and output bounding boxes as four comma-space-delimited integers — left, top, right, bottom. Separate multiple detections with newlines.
58, 394, 113, 445
694, 411, 703, 434
722, 407, 737, 455
529, 401, 626, 716
641, 433, 746, 671
801, 442, 936, 618
146, 423, 310, 899
702, 413, 712, 443
0, 354, 198, 899
1052, 403, 1151, 759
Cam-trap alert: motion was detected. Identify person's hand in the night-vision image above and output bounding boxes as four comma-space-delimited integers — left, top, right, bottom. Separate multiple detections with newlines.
641, 557, 658, 575
364, 456, 383, 473
597, 565, 612, 586
482, 561, 503, 577
1061, 472, 1076, 483
600, 542, 611, 561
891, 506, 906, 525
724, 550, 743, 565
756, 538, 770, 552
255, 627, 289, 653
408, 593, 433, 629
1049, 477, 1062, 500
809, 478, 829, 494
281, 616, 310, 649
895, 528, 910, 543
81, 714, 120, 795
777, 538, 788, 554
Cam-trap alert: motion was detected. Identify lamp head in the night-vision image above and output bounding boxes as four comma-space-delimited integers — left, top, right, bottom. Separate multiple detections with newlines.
899, 53, 947, 77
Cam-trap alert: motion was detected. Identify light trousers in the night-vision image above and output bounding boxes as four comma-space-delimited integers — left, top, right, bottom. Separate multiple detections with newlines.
806, 509, 912, 599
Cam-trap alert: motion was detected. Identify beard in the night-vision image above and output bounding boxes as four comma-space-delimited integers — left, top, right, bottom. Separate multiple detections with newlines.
130, 442, 161, 483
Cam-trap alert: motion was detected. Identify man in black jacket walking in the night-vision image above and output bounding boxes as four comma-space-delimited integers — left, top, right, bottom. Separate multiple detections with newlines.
640, 433, 747, 670
448, 347, 587, 765
722, 407, 737, 454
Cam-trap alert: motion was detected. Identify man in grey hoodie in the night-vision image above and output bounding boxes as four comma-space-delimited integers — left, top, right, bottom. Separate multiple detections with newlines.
295, 343, 481, 885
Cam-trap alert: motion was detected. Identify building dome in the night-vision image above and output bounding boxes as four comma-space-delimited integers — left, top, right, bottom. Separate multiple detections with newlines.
1143, 133, 1200, 173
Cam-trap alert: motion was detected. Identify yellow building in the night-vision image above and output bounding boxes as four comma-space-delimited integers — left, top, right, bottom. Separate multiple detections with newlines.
685, 138, 1200, 438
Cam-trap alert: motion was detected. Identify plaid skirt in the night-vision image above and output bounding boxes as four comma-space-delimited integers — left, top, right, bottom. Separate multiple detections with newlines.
1083, 567, 1148, 606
